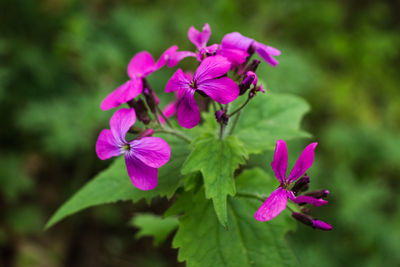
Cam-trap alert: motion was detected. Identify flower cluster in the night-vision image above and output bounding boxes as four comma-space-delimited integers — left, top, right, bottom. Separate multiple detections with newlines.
95, 23, 331, 229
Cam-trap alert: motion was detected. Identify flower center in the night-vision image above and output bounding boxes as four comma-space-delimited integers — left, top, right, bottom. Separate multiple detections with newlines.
122, 144, 131, 151
189, 80, 196, 89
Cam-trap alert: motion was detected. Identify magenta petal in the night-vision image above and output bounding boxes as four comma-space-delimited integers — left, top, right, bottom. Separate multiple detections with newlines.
125, 154, 157, 190
109, 108, 136, 145
197, 77, 239, 104
165, 68, 190, 93
288, 192, 328, 207
271, 140, 288, 184
95, 129, 122, 160
100, 79, 143, 111
188, 23, 211, 50
155, 45, 178, 70
312, 220, 332, 231
167, 51, 198, 67
287, 142, 318, 183
254, 187, 288, 221
127, 51, 156, 78
221, 32, 254, 51
194, 55, 231, 83
159, 101, 177, 124
129, 137, 171, 168
177, 89, 200, 129
217, 47, 248, 65
255, 42, 280, 67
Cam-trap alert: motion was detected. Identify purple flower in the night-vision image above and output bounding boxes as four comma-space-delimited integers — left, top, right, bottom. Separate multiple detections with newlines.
168, 24, 248, 67
101, 46, 178, 111
165, 55, 239, 128
96, 108, 171, 190
221, 32, 281, 67
254, 140, 329, 221
292, 212, 332, 231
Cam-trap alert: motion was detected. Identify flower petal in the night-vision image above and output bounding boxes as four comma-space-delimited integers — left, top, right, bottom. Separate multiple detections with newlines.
194, 55, 231, 83
255, 42, 280, 67
95, 129, 122, 160
177, 89, 200, 129
197, 77, 239, 104
127, 51, 156, 78
100, 79, 143, 111
287, 142, 318, 183
155, 45, 178, 70
109, 108, 136, 145
221, 32, 254, 51
271, 140, 288, 184
159, 101, 177, 124
288, 191, 328, 207
188, 23, 211, 50
165, 68, 190, 93
254, 187, 288, 221
167, 51, 198, 67
129, 137, 171, 168
125, 154, 157, 190
217, 47, 248, 65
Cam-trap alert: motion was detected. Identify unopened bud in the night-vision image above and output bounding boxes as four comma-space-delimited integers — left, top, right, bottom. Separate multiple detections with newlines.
243, 59, 260, 73
239, 73, 256, 95
143, 88, 156, 113
312, 220, 332, 231
300, 207, 312, 215
137, 128, 154, 138
128, 99, 151, 124
215, 109, 229, 125
292, 212, 313, 227
291, 175, 310, 195
304, 190, 330, 199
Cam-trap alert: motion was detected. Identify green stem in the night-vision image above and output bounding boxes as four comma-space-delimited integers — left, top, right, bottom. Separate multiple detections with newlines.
228, 111, 241, 135
154, 128, 192, 144
229, 95, 251, 117
236, 192, 266, 202
156, 105, 173, 128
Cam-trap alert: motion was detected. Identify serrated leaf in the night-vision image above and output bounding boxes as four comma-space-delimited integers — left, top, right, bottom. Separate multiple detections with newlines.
232, 92, 310, 154
45, 135, 189, 229
172, 168, 297, 267
181, 134, 248, 227
131, 213, 179, 246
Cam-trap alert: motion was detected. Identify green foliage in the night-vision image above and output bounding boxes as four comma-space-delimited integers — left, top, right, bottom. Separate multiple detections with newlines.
131, 213, 179, 246
181, 134, 248, 227
171, 168, 297, 267
45, 135, 189, 228
233, 92, 310, 154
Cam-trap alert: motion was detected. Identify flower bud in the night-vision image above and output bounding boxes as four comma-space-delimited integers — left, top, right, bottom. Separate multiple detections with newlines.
239, 73, 256, 95
215, 109, 229, 125
243, 59, 260, 74
292, 212, 313, 227
304, 190, 330, 199
137, 128, 154, 138
312, 220, 332, 231
291, 175, 310, 195
128, 99, 151, 125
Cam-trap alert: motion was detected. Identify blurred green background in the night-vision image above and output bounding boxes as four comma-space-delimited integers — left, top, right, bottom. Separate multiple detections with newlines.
1, 0, 399, 266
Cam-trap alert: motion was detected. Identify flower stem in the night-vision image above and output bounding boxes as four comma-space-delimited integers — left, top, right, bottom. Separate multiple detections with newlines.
236, 192, 266, 202
228, 111, 241, 135
219, 123, 225, 140
154, 128, 192, 144
229, 95, 251, 117
156, 105, 173, 128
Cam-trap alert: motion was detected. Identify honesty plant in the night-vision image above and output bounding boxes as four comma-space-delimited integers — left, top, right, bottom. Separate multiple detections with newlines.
47, 23, 331, 266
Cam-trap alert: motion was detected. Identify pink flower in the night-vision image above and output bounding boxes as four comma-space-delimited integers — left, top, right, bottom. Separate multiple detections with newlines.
168, 24, 248, 67
254, 140, 330, 227
100, 46, 178, 110
96, 108, 171, 190
221, 32, 281, 67
165, 55, 239, 128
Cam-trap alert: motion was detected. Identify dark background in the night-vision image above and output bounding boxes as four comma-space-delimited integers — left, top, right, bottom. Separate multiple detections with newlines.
1, 0, 399, 266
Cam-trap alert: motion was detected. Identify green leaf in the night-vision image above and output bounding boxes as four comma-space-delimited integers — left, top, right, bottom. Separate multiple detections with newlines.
233, 92, 310, 154
172, 168, 297, 267
131, 213, 179, 246
181, 134, 248, 227
45, 135, 189, 229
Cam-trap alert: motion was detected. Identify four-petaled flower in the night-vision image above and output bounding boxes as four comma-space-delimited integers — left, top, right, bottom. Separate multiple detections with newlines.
165, 55, 239, 128
254, 140, 329, 221
101, 46, 177, 110
221, 32, 281, 67
96, 108, 171, 190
